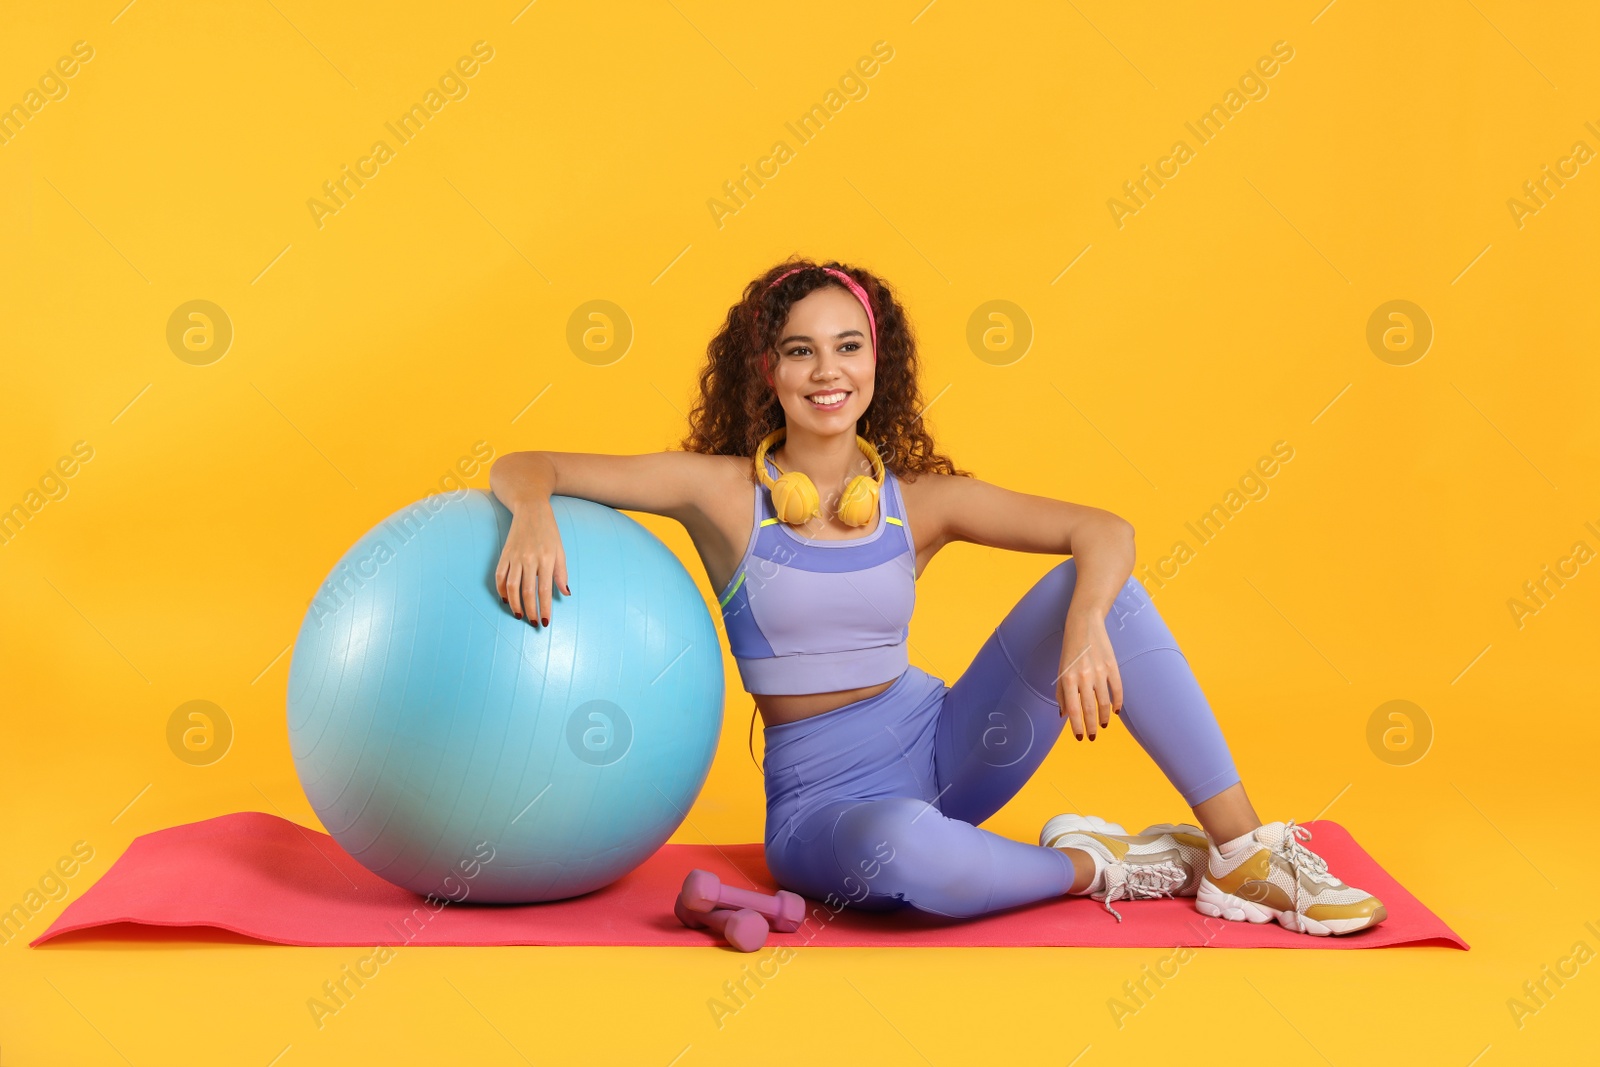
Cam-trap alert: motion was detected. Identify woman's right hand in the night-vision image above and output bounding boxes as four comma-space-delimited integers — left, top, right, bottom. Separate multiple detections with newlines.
495, 500, 571, 627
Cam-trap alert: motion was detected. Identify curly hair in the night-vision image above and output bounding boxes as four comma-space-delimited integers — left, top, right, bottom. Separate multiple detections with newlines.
675, 257, 975, 773
678, 257, 972, 485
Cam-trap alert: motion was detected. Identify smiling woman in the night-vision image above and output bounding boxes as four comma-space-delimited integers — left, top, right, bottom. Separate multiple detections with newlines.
488, 256, 1388, 935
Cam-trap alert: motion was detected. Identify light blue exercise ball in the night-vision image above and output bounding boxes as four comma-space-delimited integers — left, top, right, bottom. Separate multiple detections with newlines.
286, 488, 723, 903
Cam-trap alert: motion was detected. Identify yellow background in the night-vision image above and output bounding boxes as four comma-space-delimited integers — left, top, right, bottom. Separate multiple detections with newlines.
2, 0, 1597, 1063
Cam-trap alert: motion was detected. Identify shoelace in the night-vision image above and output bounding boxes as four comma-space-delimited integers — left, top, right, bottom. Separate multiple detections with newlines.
1098, 860, 1187, 923
1272, 820, 1332, 919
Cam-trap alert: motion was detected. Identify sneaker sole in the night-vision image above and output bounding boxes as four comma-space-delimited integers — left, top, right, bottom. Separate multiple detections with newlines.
1195, 878, 1388, 936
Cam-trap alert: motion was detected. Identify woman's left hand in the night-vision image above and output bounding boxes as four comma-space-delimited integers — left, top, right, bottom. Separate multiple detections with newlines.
1056, 613, 1123, 741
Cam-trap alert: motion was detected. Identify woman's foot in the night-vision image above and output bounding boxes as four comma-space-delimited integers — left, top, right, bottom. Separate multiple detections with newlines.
1197, 820, 1387, 936
1040, 814, 1209, 922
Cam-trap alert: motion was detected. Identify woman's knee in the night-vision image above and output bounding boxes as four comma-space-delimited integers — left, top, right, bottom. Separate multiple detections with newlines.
1100, 576, 1184, 662
836, 796, 1003, 908
994, 570, 1180, 685
999, 562, 1156, 639
830, 797, 930, 903
832, 796, 995, 907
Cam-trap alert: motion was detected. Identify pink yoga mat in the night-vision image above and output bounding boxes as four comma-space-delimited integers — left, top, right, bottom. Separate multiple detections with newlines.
32, 812, 1466, 950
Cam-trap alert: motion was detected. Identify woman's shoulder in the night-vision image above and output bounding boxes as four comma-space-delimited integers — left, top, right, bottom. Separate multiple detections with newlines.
707, 452, 756, 483
661, 449, 751, 474
890, 467, 978, 532
890, 466, 957, 494
686, 452, 759, 501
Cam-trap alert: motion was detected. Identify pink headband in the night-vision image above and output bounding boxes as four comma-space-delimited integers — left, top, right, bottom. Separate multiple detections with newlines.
763, 266, 877, 386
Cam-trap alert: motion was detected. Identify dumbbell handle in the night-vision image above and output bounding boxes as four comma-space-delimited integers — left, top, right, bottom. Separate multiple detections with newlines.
680, 869, 806, 933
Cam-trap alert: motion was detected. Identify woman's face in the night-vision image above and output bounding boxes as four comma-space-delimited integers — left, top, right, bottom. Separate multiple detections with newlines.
769, 285, 875, 433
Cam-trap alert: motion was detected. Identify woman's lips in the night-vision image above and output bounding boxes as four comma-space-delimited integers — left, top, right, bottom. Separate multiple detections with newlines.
806, 391, 850, 410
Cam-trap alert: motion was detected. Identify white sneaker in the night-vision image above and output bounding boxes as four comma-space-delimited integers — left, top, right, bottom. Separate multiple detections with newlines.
1041, 814, 1209, 922
1196, 820, 1387, 936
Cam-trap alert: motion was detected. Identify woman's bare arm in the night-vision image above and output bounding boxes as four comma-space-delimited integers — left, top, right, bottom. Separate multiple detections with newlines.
913, 472, 1135, 595
489, 450, 716, 524
487, 450, 723, 625
911, 472, 1137, 739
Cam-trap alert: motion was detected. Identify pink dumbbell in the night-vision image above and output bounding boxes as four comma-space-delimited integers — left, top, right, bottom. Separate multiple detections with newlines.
679, 869, 806, 933
674, 896, 769, 952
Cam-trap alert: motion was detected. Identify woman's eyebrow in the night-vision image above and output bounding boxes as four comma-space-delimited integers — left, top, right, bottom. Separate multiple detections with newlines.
778, 328, 866, 345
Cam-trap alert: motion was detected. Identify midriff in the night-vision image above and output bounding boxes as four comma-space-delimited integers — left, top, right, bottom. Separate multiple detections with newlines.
755, 677, 897, 728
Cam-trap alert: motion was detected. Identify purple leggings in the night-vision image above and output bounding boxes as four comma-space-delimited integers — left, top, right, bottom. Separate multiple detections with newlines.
761, 560, 1241, 918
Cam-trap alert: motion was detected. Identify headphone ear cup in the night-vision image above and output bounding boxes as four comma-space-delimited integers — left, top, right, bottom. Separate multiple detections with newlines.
836, 475, 881, 528
770, 472, 820, 525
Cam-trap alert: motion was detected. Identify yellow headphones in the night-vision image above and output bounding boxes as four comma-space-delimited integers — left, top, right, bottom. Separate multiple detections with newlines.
755, 427, 885, 527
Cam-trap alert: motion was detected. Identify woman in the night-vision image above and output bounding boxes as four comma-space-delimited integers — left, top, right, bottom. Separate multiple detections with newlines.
488, 258, 1386, 935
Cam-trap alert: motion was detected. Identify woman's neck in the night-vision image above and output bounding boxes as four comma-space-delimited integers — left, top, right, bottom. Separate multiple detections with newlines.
772, 429, 873, 492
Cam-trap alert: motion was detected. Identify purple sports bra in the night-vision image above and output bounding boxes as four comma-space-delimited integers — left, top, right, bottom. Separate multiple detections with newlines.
717, 452, 916, 695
